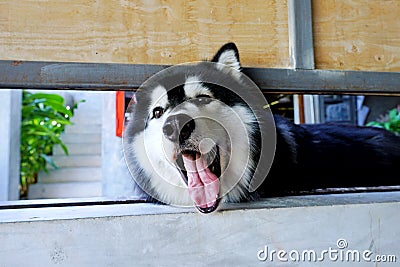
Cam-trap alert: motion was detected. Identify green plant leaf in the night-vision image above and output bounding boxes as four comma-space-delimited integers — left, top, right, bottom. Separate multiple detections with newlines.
389, 108, 399, 120
23, 93, 65, 104
40, 154, 58, 170
59, 143, 69, 156
367, 106, 400, 135
19, 90, 83, 198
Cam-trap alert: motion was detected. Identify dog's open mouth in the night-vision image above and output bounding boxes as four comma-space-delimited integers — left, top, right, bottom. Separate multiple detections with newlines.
176, 146, 221, 213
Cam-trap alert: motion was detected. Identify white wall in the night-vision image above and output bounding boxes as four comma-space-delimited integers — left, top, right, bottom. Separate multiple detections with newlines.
101, 92, 146, 199
0, 90, 21, 201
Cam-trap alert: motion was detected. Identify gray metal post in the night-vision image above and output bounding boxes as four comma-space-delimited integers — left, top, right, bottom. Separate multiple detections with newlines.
0, 90, 21, 201
288, 0, 317, 123
288, 0, 315, 70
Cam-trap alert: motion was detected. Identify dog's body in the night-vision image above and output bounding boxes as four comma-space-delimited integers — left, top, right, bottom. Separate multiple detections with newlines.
123, 43, 400, 213
264, 115, 400, 196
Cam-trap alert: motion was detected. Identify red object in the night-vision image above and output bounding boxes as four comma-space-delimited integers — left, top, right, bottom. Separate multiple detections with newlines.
116, 91, 125, 137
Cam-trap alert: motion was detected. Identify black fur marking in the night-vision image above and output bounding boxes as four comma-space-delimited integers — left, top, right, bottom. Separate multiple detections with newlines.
167, 85, 186, 107
201, 82, 245, 107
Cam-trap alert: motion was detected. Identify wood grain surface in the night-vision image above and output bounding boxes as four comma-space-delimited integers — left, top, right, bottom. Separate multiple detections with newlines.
313, 0, 400, 72
0, 0, 289, 68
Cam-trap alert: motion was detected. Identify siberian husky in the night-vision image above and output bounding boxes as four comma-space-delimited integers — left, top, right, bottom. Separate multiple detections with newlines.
123, 43, 400, 213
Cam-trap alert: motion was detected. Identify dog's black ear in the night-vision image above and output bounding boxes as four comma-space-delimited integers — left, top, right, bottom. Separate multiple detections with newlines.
211, 43, 241, 72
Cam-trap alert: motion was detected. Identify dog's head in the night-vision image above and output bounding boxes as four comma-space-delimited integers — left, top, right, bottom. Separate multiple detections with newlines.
124, 43, 271, 213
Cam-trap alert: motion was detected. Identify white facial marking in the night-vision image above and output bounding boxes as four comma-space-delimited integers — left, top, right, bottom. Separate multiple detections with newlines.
184, 76, 213, 98
150, 85, 168, 111
218, 104, 256, 203
132, 128, 192, 206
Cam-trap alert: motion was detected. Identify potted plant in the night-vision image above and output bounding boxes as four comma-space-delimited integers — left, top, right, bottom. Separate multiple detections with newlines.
20, 91, 82, 198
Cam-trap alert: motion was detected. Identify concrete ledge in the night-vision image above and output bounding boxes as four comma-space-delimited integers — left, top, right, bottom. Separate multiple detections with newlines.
0, 192, 399, 266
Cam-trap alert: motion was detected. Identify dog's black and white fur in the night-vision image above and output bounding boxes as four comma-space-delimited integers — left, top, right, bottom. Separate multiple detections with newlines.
123, 43, 400, 213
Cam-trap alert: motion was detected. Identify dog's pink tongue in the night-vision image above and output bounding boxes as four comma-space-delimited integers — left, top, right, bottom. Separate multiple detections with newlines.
182, 154, 220, 209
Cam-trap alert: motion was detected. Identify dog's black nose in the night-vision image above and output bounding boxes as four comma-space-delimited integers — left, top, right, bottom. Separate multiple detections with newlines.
163, 114, 195, 143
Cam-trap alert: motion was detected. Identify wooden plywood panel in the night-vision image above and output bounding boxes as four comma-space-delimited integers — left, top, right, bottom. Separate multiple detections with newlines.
0, 0, 289, 68
313, 0, 400, 72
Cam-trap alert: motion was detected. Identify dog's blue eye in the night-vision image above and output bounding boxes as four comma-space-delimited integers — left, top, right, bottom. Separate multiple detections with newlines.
195, 94, 212, 104
152, 107, 164, 119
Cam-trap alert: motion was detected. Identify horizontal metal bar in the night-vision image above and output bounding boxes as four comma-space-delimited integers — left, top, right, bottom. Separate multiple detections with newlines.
243, 68, 400, 95
0, 60, 167, 90
1, 60, 400, 94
